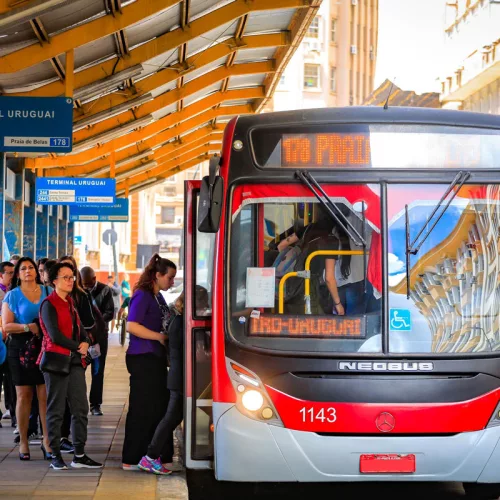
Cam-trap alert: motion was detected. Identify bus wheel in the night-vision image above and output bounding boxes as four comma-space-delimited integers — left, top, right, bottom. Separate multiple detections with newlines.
463, 482, 500, 499
120, 321, 127, 346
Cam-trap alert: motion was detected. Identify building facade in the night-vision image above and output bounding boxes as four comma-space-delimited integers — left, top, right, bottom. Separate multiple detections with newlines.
440, 0, 500, 113
271, 0, 378, 112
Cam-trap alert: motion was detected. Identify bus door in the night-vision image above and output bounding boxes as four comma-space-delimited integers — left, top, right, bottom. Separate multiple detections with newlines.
184, 180, 215, 469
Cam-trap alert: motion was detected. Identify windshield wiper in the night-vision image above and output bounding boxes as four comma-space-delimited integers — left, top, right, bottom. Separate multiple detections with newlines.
405, 170, 471, 298
296, 170, 367, 247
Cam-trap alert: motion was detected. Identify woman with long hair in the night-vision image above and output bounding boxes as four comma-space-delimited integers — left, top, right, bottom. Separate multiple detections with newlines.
39, 262, 102, 470
121, 254, 176, 471
1, 257, 51, 460
138, 292, 185, 475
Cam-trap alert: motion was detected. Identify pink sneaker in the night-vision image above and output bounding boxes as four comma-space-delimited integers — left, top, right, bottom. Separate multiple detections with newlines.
138, 456, 172, 475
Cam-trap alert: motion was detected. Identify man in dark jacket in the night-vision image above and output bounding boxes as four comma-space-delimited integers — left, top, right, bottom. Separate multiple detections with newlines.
81, 266, 115, 416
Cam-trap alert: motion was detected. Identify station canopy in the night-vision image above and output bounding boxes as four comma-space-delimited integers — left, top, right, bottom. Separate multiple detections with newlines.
0, 0, 320, 195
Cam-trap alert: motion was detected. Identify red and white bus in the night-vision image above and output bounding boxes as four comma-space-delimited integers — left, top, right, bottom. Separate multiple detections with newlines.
183, 107, 500, 499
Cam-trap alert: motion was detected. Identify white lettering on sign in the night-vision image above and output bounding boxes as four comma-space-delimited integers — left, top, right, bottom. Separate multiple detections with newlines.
46, 179, 108, 186
5, 137, 51, 147
0, 110, 55, 119
300, 407, 337, 423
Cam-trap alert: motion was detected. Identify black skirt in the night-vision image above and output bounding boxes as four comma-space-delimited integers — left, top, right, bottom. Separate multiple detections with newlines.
7, 346, 45, 386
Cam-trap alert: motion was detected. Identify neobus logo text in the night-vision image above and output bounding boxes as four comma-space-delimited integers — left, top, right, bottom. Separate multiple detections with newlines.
338, 362, 434, 372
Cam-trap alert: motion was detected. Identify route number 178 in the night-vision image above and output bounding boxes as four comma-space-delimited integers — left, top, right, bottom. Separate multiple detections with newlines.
299, 407, 337, 423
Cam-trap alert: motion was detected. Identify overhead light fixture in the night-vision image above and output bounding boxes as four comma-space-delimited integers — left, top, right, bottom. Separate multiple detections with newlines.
73, 64, 144, 102
115, 160, 158, 181
72, 114, 154, 153
73, 93, 154, 131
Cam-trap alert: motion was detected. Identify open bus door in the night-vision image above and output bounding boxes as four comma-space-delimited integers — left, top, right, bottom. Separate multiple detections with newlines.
184, 180, 215, 470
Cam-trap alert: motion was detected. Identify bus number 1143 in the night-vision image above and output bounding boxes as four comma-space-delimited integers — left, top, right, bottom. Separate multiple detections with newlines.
300, 407, 337, 423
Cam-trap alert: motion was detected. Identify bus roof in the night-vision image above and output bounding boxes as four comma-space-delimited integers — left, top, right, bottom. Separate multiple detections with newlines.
235, 106, 500, 131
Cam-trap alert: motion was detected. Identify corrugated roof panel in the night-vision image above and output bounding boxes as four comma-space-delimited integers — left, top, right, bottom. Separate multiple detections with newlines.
183, 82, 222, 106
183, 56, 227, 83
125, 3, 181, 49
220, 99, 253, 107
40, 0, 106, 36
234, 46, 276, 63
138, 52, 181, 81
186, 21, 236, 58
71, 36, 118, 70
0, 23, 37, 56
190, 0, 235, 21
0, 60, 57, 93
149, 79, 178, 99
152, 103, 178, 121
245, 9, 296, 34
228, 73, 266, 88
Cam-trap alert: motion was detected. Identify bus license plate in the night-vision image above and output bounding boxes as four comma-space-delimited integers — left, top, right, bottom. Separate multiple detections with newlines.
360, 454, 416, 474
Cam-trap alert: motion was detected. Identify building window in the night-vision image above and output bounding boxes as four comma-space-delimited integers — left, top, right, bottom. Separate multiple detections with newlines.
278, 73, 286, 88
167, 174, 177, 184
304, 64, 320, 89
306, 16, 319, 38
330, 67, 336, 93
161, 206, 176, 224
331, 18, 337, 42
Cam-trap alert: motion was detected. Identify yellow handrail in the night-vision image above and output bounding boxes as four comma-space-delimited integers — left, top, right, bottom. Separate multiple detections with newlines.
277, 250, 366, 315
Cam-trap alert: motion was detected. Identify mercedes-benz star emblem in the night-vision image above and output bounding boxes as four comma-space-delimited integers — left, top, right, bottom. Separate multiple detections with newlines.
376, 412, 396, 432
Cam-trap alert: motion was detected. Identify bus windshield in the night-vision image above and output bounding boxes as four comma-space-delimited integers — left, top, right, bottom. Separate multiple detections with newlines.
228, 183, 383, 354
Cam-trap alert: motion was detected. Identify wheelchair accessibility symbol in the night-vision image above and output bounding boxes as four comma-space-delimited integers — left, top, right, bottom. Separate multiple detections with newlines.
389, 309, 411, 332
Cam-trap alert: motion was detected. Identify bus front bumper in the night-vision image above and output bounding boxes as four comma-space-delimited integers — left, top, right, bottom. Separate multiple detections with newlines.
214, 403, 500, 483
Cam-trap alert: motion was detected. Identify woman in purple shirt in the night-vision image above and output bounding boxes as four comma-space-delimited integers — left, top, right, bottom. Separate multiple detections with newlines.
121, 254, 176, 470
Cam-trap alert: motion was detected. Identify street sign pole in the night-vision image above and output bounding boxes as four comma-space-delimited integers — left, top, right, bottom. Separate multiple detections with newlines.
111, 222, 119, 283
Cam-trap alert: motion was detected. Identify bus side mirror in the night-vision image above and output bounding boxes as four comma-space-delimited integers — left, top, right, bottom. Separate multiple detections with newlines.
198, 155, 223, 233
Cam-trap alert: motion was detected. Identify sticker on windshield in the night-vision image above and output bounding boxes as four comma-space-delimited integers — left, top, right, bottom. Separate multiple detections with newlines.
389, 309, 411, 332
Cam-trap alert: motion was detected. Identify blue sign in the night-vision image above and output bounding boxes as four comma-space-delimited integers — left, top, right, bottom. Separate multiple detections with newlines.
389, 308, 412, 332
0, 97, 73, 153
69, 198, 129, 222
35, 177, 116, 205
74, 236, 82, 245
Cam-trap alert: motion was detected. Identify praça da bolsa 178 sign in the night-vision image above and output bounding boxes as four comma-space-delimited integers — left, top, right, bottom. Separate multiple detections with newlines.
0, 96, 73, 153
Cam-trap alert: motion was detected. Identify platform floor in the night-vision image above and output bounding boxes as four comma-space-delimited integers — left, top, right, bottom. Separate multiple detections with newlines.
0, 334, 188, 499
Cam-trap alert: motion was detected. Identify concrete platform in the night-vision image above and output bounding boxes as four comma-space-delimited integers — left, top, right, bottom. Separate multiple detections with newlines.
0, 334, 188, 500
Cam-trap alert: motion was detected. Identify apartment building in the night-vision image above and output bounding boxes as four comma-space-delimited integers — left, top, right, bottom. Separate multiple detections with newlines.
270, 0, 378, 111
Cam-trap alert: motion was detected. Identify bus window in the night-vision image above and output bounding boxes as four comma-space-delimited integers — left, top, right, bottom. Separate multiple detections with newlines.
388, 183, 500, 354
228, 183, 382, 353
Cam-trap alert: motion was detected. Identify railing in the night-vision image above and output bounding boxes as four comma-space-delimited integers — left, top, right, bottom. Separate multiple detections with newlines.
278, 250, 365, 314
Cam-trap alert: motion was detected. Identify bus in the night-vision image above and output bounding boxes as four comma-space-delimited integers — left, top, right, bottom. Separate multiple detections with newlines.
182, 106, 500, 499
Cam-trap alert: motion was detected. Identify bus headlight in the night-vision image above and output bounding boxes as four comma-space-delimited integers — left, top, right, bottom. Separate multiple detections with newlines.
241, 390, 264, 412
226, 357, 283, 426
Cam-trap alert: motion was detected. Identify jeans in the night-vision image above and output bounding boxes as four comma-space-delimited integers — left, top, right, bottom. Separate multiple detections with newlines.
339, 281, 366, 315
147, 390, 183, 462
44, 365, 89, 456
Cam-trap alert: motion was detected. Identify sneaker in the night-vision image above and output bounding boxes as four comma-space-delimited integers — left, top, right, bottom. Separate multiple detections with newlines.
164, 461, 183, 472
29, 433, 42, 445
2, 410, 11, 420
122, 463, 140, 471
60, 438, 75, 454
90, 405, 103, 416
50, 454, 68, 470
71, 454, 103, 469
138, 456, 171, 475
13, 426, 19, 435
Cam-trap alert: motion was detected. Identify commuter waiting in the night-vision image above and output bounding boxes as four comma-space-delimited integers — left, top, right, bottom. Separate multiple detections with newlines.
39, 262, 102, 470
1, 257, 51, 460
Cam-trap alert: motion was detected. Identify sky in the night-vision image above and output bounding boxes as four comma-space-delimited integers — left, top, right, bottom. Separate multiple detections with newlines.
374, 0, 447, 94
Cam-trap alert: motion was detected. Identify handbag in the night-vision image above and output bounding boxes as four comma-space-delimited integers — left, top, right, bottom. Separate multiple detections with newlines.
20, 331, 42, 370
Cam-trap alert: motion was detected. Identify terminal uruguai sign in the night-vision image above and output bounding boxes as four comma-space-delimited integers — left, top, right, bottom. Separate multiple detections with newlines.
249, 315, 366, 338
281, 134, 371, 167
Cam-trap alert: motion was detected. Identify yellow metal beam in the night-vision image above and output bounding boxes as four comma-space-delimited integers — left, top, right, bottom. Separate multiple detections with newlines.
0, 0, 66, 15
10, 32, 288, 98
46, 125, 225, 177
73, 63, 270, 142
117, 144, 213, 191
65, 49, 74, 98
1, 0, 308, 74
73, 59, 273, 127
0, 0, 182, 73
35, 101, 252, 168
70, 87, 260, 157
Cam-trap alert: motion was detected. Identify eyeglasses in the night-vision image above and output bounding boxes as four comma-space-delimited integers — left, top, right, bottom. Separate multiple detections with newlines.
56, 275, 76, 282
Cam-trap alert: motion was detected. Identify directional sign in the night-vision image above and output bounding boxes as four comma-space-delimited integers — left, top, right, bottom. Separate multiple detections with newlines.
103, 228, 118, 246
35, 177, 116, 205
0, 97, 73, 153
69, 198, 129, 222
74, 236, 83, 245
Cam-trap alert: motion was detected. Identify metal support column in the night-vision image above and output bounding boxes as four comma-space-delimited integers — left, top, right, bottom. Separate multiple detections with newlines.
58, 205, 67, 257
23, 169, 36, 257
67, 221, 74, 256
36, 205, 49, 261
48, 205, 58, 259
0, 154, 5, 260
4, 158, 24, 260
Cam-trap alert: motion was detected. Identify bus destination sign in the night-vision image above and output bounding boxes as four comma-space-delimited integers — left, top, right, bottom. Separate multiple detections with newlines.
282, 134, 371, 168
249, 315, 366, 338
